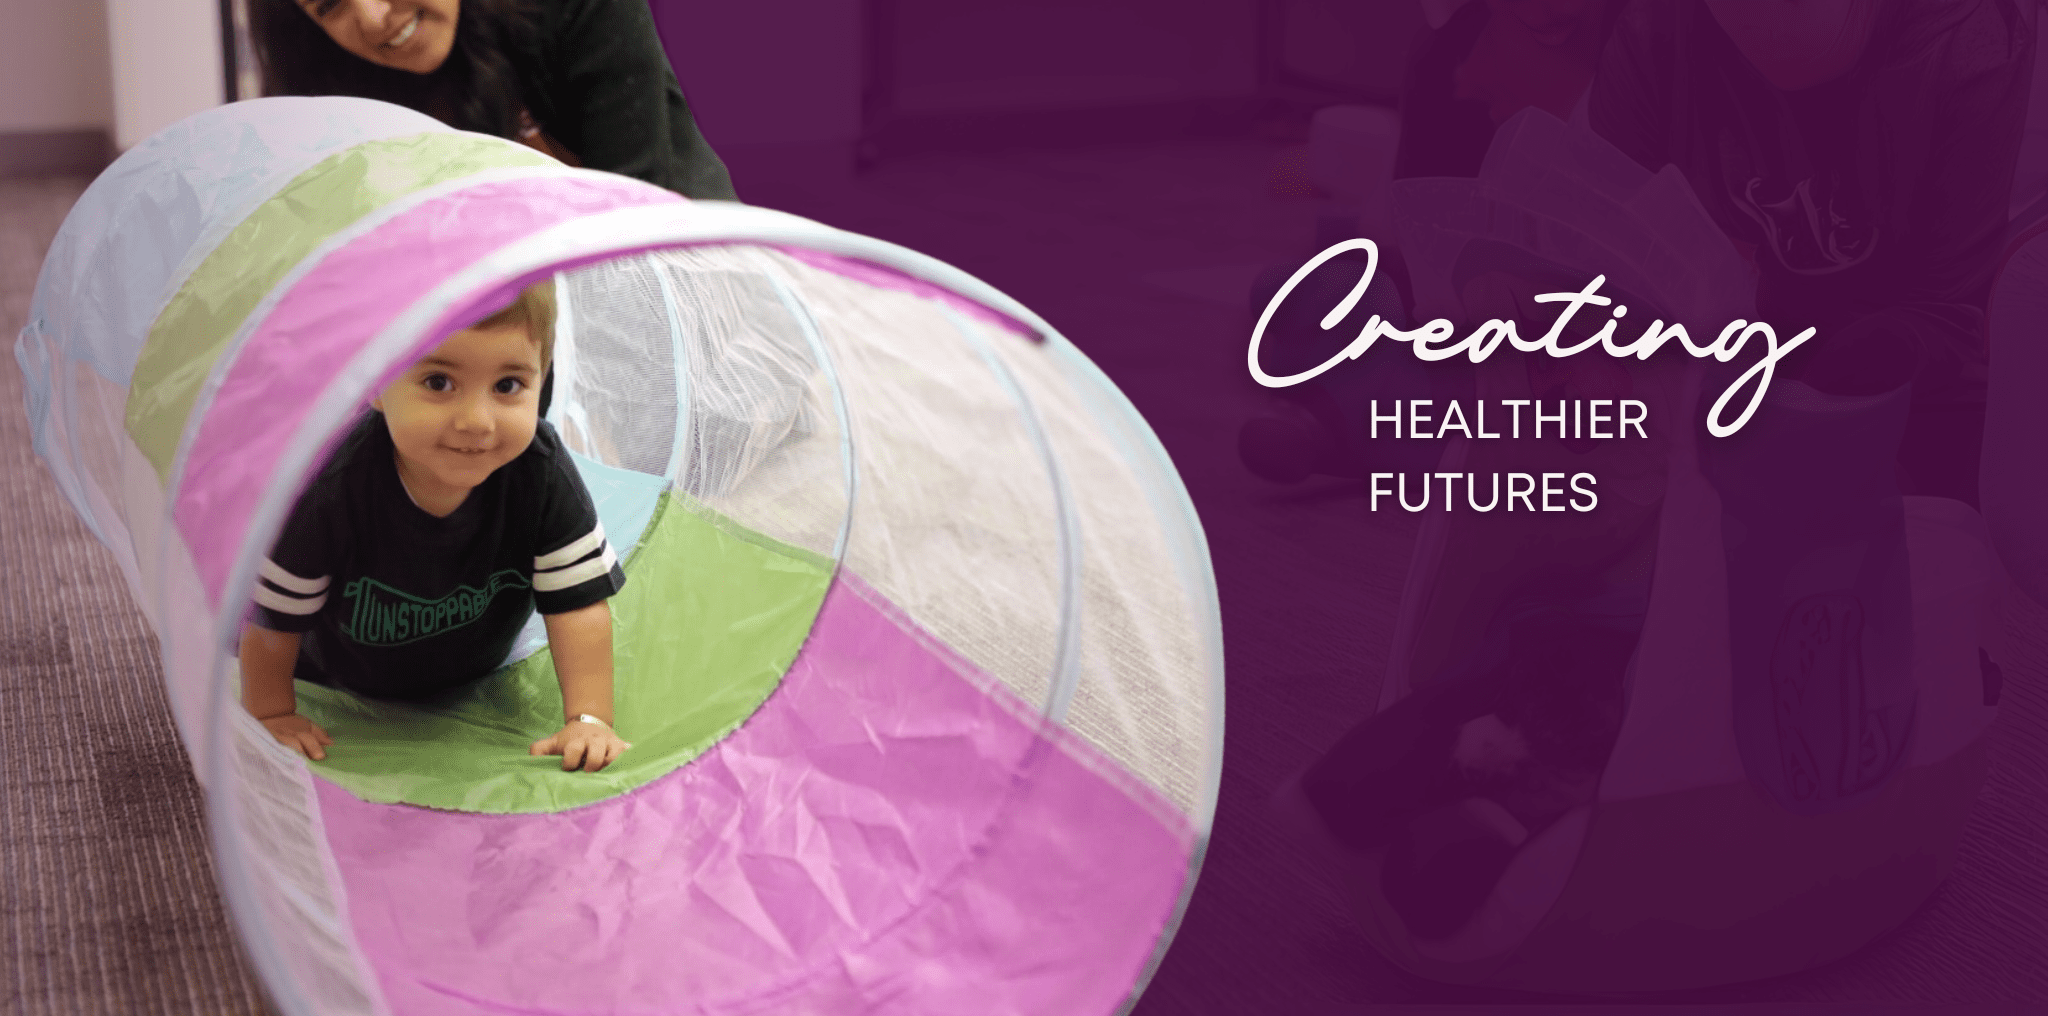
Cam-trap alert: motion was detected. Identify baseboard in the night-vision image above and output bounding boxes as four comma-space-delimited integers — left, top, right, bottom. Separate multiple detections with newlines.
0, 128, 114, 178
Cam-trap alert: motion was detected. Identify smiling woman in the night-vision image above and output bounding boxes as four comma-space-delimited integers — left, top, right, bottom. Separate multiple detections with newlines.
297, 0, 458, 75
248, 0, 737, 199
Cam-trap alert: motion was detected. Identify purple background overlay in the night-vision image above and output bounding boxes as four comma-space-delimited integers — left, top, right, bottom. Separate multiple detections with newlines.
646, 0, 2047, 1010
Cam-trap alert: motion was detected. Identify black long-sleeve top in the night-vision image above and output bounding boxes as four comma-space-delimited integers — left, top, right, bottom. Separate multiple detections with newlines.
510, 0, 736, 200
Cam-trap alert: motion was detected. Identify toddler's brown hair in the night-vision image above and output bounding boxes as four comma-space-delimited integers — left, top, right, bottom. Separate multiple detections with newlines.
471, 281, 556, 369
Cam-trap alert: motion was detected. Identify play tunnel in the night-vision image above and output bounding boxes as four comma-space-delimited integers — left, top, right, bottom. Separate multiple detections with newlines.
16, 97, 1222, 1016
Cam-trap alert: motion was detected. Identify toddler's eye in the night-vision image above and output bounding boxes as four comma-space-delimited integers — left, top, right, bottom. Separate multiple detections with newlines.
495, 377, 526, 396
422, 373, 453, 393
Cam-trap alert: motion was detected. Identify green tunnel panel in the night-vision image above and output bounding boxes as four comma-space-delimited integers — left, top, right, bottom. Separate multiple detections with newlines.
128, 134, 555, 481
292, 493, 834, 813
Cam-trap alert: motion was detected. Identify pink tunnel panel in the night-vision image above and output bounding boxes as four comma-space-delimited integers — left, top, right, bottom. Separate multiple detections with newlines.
174, 173, 683, 604
314, 577, 1196, 1015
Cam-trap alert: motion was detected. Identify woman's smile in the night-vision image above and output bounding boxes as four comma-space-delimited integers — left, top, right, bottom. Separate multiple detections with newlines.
296, 0, 458, 75
382, 9, 421, 50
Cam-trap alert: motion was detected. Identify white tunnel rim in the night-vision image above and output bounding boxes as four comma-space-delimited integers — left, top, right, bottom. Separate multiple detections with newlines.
198, 199, 1224, 1016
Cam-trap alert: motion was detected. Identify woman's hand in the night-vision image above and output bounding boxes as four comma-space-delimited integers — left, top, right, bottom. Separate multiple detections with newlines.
531, 718, 630, 773
261, 712, 334, 761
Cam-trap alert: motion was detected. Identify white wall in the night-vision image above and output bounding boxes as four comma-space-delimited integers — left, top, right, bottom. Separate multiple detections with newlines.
104, 0, 225, 150
0, 0, 114, 134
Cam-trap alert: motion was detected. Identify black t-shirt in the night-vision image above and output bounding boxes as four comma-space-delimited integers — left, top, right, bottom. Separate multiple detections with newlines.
251, 412, 626, 701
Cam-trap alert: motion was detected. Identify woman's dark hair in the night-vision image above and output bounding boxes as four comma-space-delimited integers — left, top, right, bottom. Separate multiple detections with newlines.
248, 0, 541, 137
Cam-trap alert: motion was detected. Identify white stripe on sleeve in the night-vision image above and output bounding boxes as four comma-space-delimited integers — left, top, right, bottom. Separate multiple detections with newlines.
260, 558, 330, 595
535, 523, 606, 571
533, 543, 619, 593
255, 583, 326, 616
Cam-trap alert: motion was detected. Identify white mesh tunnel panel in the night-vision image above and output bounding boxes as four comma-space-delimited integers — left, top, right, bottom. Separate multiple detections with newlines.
553, 248, 850, 562
976, 316, 1217, 822
661, 247, 845, 558
552, 256, 681, 476
65, 361, 135, 563
660, 249, 820, 501
229, 714, 389, 1016
763, 250, 1068, 715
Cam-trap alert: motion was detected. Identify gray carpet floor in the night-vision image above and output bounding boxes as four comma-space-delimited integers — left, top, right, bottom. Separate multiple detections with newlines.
1, 176, 270, 1014
2, 137, 2045, 1015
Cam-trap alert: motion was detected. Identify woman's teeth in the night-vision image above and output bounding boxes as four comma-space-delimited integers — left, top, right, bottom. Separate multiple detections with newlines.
384, 12, 420, 49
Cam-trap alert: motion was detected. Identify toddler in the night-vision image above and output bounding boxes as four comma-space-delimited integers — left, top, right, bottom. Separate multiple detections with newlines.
241, 282, 631, 772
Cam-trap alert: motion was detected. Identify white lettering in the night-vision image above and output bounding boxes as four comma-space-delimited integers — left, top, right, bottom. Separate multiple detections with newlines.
1249, 240, 1818, 435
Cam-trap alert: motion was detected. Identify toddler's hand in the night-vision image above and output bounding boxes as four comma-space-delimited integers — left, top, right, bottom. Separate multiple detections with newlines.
260, 713, 333, 761
531, 719, 630, 773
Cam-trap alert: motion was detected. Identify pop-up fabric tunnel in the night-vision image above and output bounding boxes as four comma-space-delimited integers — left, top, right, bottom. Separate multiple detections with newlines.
16, 97, 1223, 1016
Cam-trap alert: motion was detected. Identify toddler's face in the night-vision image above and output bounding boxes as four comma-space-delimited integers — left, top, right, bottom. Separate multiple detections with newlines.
374, 322, 542, 501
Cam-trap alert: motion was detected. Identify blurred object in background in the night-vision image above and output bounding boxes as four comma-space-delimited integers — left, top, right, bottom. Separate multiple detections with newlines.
1419, 0, 1474, 30
2006, 2, 2048, 219
1396, 0, 1620, 182
1593, 0, 2033, 508
1309, 105, 1400, 239
1267, 143, 1327, 198
1269, 0, 1425, 105
1237, 0, 1622, 487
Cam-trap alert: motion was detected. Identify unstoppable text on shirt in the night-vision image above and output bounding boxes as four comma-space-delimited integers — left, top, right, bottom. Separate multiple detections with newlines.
1247, 239, 1814, 438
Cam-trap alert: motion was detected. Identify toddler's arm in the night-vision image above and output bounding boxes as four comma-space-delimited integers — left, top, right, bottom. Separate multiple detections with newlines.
240, 624, 333, 761
531, 601, 629, 772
